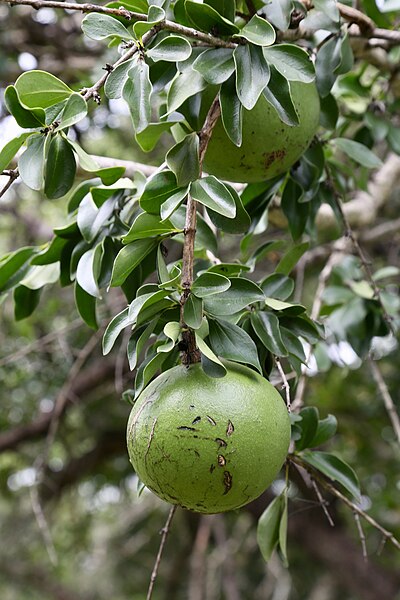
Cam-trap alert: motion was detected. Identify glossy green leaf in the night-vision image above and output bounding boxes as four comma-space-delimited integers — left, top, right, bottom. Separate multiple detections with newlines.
208, 318, 262, 372
166, 133, 200, 188
140, 170, 183, 214
280, 326, 306, 362
183, 294, 203, 329
315, 36, 342, 97
192, 48, 235, 85
81, 12, 133, 40
295, 407, 319, 451
251, 311, 288, 356
147, 35, 192, 62
206, 184, 251, 233
310, 414, 338, 447
14, 70, 73, 109
234, 44, 270, 110
4, 86, 46, 128
185, 0, 239, 35
56, 93, 88, 130
110, 238, 158, 287
195, 334, 227, 377
123, 213, 178, 242
220, 73, 243, 146
257, 495, 282, 562
160, 187, 188, 220
136, 121, 177, 153
75, 282, 98, 329
129, 289, 170, 321
281, 178, 309, 241
332, 138, 383, 169
263, 0, 292, 31
263, 44, 315, 83
134, 5, 165, 37
235, 15, 276, 46
262, 66, 299, 126
14, 285, 41, 320
190, 176, 236, 218
157, 321, 181, 353
127, 319, 158, 371
167, 67, 207, 113
279, 493, 288, 566
264, 297, 306, 314
204, 277, 264, 315
18, 134, 46, 191
208, 263, 250, 277
44, 135, 76, 199
67, 139, 101, 172
134, 351, 168, 398
275, 242, 309, 275
301, 451, 361, 501
123, 60, 153, 133
105, 59, 135, 99
0, 133, 31, 172
103, 307, 132, 355
76, 246, 102, 298
97, 166, 126, 186
260, 273, 294, 301
279, 315, 322, 344
32, 237, 67, 266
0, 247, 37, 293
192, 272, 231, 298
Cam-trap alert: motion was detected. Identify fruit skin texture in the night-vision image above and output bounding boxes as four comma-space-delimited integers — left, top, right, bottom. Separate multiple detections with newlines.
127, 361, 290, 514
203, 81, 320, 183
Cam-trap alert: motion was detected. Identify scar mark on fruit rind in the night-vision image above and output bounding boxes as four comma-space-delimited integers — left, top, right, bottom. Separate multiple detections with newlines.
145, 417, 157, 461
263, 149, 286, 170
210, 464, 215, 473
206, 415, 216, 426
223, 471, 232, 494
177, 426, 197, 431
226, 420, 234, 436
215, 437, 227, 448
192, 416, 201, 424
218, 455, 226, 467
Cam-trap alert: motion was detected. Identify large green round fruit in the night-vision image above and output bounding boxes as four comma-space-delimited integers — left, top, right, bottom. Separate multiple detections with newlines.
127, 361, 290, 513
203, 81, 320, 183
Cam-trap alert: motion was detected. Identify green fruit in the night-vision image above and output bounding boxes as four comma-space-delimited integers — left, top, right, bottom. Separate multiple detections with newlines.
127, 361, 290, 513
203, 81, 320, 183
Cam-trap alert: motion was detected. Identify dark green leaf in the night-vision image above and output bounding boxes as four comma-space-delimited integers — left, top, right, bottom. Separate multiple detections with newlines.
279, 493, 288, 566
332, 138, 383, 169
0, 133, 32, 172
76, 246, 102, 298
166, 133, 200, 187
275, 242, 309, 275
251, 311, 288, 356
81, 12, 133, 40
110, 239, 158, 287
319, 93, 339, 130
4, 86, 46, 128
315, 36, 342, 97
147, 35, 192, 62
0, 247, 38, 293
140, 170, 183, 214
128, 289, 170, 322
263, 0, 292, 31
204, 277, 264, 315
192, 272, 231, 298
14, 70, 73, 108
167, 67, 206, 113
32, 237, 67, 265
207, 263, 250, 277
134, 351, 168, 398
96, 166, 126, 186
127, 319, 158, 371
281, 179, 309, 241
220, 73, 243, 146
136, 121, 177, 153
190, 176, 236, 218
134, 5, 165, 37
206, 184, 251, 233
18, 134, 46, 191
184, 294, 203, 329
105, 59, 135, 99
196, 334, 227, 377
310, 414, 338, 447
75, 282, 98, 329
260, 273, 294, 300
56, 93, 88, 130
208, 318, 262, 372
280, 326, 306, 362
262, 67, 299, 126
14, 285, 41, 320
193, 48, 235, 85
44, 135, 76, 199
160, 187, 189, 220
234, 15, 276, 46
264, 297, 306, 315
234, 44, 270, 110
279, 315, 322, 344
103, 307, 131, 355
301, 450, 361, 501
257, 495, 282, 561
123, 213, 178, 242
185, 0, 239, 35
295, 407, 319, 451
206, 0, 235, 21
123, 60, 153, 133
77, 195, 115, 243
263, 44, 315, 83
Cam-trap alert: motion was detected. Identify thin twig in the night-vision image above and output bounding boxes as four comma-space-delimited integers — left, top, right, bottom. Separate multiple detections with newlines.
275, 356, 291, 412
146, 505, 177, 600
29, 486, 58, 565
290, 454, 400, 552
353, 510, 368, 561
0, 169, 19, 198
311, 478, 335, 527
368, 356, 400, 445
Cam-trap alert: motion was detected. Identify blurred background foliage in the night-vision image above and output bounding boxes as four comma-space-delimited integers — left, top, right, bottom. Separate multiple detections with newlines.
0, 1, 400, 599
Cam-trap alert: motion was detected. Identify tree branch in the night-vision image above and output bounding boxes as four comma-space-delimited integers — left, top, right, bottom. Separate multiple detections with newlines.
146, 505, 177, 600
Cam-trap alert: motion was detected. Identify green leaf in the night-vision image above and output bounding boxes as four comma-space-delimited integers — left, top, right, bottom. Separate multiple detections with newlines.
97, 166, 126, 186
220, 73, 243, 146
134, 5, 165, 37
235, 15, 276, 46
103, 307, 132, 355
0, 133, 31, 172
275, 242, 309, 275
263, 0, 292, 31
184, 294, 203, 329
280, 326, 306, 362
157, 321, 181, 353
195, 334, 227, 377
129, 288, 170, 321
14, 285, 41, 320
44, 135, 76, 199
301, 451, 361, 501
208, 318, 262, 372
140, 170, 183, 215
207, 263, 250, 277
264, 297, 306, 314
251, 311, 288, 356
204, 277, 264, 315
332, 138, 383, 169
262, 67, 299, 126
123, 213, 178, 242
56, 93, 88, 130
257, 495, 282, 562
147, 35, 192, 62
260, 273, 294, 301
234, 43, 270, 110
192, 272, 231, 298
77, 195, 115, 243
166, 133, 200, 188
127, 319, 158, 370
160, 187, 189, 220
0, 247, 37, 293
309, 414, 338, 447
76, 246, 102, 298
135, 351, 168, 398
67, 139, 101, 172
18, 134, 46, 191
185, 0, 239, 35
279, 492, 288, 566
32, 237, 66, 265
123, 60, 153, 133
206, 0, 235, 21
206, 184, 251, 233
279, 315, 322, 344
81, 13, 133, 40
192, 48, 235, 85
190, 176, 236, 218
4, 86, 46, 128
14, 70, 73, 109
136, 121, 177, 153
167, 66, 207, 114
315, 36, 341, 97
75, 282, 98, 329
110, 239, 158, 287
295, 407, 319, 451
281, 178, 309, 241
105, 59, 135, 99
263, 44, 315, 83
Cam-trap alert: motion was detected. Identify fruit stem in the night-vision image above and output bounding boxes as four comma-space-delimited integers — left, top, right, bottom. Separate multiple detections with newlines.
180, 96, 221, 366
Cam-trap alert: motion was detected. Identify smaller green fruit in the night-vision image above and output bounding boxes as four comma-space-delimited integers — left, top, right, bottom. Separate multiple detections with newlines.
127, 361, 290, 513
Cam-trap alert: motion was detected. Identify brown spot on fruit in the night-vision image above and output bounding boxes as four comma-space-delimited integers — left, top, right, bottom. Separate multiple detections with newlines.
206, 415, 216, 426
215, 438, 227, 448
226, 420, 234, 436
218, 455, 226, 467
223, 471, 233, 495
192, 416, 201, 424
177, 426, 197, 431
